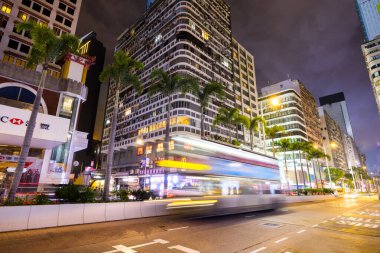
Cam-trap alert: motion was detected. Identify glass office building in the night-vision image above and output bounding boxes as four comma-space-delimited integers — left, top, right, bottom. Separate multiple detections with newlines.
355, 0, 380, 41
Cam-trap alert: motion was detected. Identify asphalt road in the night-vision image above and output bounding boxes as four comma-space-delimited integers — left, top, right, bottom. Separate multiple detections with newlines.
0, 195, 379, 253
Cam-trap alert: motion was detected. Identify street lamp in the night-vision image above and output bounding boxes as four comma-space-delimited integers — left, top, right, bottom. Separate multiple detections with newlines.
259, 96, 280, 155
136, 138, 147, 189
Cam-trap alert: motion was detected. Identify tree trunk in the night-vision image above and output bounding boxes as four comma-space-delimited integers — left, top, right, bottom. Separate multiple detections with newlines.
7, 69, 47, 203
311, 160, 319, 189
200, 106, 205, 139
271, 137, 275, 157
103, 82, 120, 201
163, 95, 172, 198
250, 129, 254, 151
292, 151, 300, 195
299, 151, 306, 187
284, 151, 290, 195
305, 158, 312, 188
317, 160, 324, 190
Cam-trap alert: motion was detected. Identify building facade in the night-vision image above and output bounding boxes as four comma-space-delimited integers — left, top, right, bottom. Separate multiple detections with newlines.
361, 37, 380, 114
355, 0, 380, 42
102, 0, 264, 190
260, 79, 322, 188
0, 0, 82, 74
0, 0, 86, 195
318, 108, 348, 171
73, 32, 106, 173
319, 92, 364, 169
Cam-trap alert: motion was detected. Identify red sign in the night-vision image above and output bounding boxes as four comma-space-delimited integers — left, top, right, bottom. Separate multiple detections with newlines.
10, 118, 24, 125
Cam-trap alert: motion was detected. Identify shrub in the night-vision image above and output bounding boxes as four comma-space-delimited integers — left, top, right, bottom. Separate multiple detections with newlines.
79, 187, 96, 203
55, 183, 80, 203
232, 139, 241, 146
115, 189, 130, 201
4, 197, 25, 206
32, 194, 51, 205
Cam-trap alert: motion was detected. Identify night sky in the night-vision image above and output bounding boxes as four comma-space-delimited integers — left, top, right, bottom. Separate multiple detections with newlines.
76, 0, 380, 172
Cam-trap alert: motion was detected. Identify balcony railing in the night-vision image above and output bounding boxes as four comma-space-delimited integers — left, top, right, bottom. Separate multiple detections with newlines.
0, 62, 87, 99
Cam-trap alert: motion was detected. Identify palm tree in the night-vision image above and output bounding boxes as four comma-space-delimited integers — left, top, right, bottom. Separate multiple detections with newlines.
196, 82, 225, 138
213, 107, 244, 144
299, 141, 313, 188
148, 69, 199, 156
7, 21, 80, 203
265, 125, 285, 156
276, 138, 292, 195
289, 141, 302, 195
247, 116, 266, 151
99, 51, 143, 201
306, 147, 320, 189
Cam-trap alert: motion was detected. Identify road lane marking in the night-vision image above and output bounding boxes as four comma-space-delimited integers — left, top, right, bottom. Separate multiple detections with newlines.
321, 221, 328, 223
250, 246, 267, 253
103, 239, 169, 253
274, 237, 288, 244
312, 224, 318, 227
297, 229, 306, 234
330, 218, 336, 220
167, 226, 189, 231
246, 215, 256, 218
168, 245, 200, 253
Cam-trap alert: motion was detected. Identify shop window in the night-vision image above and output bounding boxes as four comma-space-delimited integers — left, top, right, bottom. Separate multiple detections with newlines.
60, 95, 74, 116
169, 141, 175, 150
1, 3, 12, 14
157, 143, 164, 152
137, 147, 143, 156
146, 145, 152, 154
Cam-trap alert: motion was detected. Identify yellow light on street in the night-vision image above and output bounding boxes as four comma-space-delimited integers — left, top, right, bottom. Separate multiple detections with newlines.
271, 97, 280, 106
136, 138, 144, 146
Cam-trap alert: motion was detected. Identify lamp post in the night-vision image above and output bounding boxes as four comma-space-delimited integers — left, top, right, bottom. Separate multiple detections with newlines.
136, 138, 147, 189
259, 97, 280, 155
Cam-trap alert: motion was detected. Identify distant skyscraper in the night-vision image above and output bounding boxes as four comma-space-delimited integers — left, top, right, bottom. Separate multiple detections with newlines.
319, 92, 354, 139
355, 0, 380, 41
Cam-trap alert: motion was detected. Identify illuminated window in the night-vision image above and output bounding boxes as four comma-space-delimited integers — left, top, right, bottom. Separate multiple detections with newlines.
1, 4, 12, 14
189, 20, 196, 30
169, 141, 175, 150
201, 30, 209, 41
137, 147, 143, 156
154, 34, 162, 44
15, 59, 26, 68
184, 144, 192, 151
18, 11, 27, 21
125, 107, 131, 116
157, 143, 164, 152
61, 96, 74, 114
3, 54, 14, 64
146, 145, 152, 154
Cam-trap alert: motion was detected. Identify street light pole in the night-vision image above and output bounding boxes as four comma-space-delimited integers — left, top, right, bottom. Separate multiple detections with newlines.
322, 145, 333, 189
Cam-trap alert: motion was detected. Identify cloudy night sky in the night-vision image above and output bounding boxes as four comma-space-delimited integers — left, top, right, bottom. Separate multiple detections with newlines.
76, 0, 380, 172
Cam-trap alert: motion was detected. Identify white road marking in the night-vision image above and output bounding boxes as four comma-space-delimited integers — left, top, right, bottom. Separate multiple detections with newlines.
297, 229, 306, 234
312, 224, 318, 227
250, 246, 267, 253
330, 218, 336, 220
168, 245, 200, 253
274, 237, 288, 244
321, 221, 328, 223
167, 226, 189, 231
246, 215, 257, 218
103, 239, 169, 253
281, 209, 289, 212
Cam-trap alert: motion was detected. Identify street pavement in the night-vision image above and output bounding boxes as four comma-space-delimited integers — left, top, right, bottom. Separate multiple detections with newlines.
0, 195, 379, 253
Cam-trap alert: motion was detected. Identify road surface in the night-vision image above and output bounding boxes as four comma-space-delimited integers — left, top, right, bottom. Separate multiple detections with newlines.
0, 195, 379, 253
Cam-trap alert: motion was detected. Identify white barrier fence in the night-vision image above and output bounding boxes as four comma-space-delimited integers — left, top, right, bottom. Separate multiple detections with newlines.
0, 195, 337, 232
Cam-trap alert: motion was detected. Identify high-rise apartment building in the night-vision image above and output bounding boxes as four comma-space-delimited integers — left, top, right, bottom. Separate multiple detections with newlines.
355, 0, 380, 42
0, 0, 87, 194
319, 93, 363, 169
319, 92, 355, 138
232, 38, 259, 143
361, 37, 380, 114
0, 0, 82, 71
260, 79, 322, 187
318, 108, 348, 171
102, 0, 263, 189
